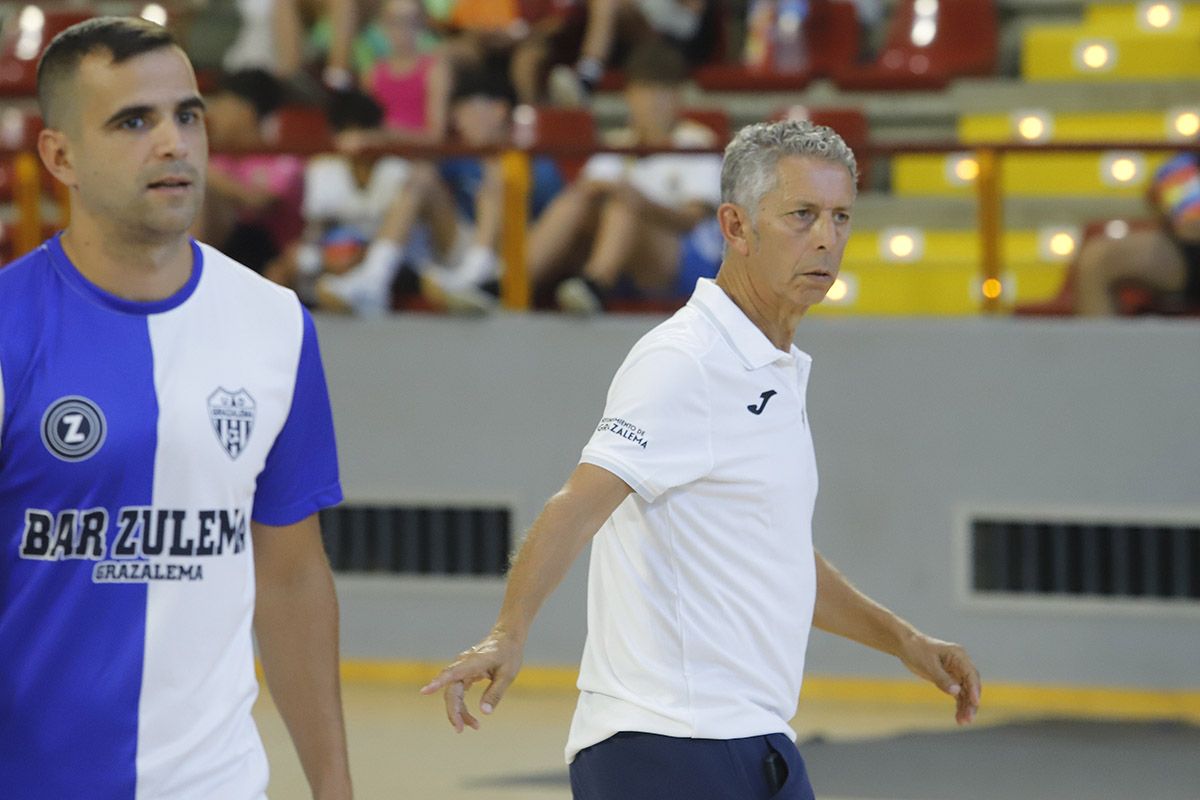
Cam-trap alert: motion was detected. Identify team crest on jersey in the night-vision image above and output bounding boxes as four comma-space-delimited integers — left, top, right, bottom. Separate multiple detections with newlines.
41, 395, 107, 462
208, 388, 256, 460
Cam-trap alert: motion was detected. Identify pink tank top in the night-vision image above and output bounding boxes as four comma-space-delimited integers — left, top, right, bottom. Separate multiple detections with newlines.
370, 55, 434, 133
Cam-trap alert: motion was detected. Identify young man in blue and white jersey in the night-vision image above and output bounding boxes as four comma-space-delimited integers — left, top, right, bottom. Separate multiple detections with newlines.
0, 17, 352, 799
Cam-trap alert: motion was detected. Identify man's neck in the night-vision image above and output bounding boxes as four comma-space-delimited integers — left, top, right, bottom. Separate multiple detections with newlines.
715, 267, 806, 352
60, 218, 194, 303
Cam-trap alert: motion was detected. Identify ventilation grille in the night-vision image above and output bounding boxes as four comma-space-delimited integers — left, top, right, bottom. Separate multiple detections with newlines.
972, 518, 1200, 600
319, 504, 511, 576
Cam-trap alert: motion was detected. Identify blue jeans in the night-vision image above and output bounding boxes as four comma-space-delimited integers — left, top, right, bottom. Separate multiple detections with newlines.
569, 731, 816, 800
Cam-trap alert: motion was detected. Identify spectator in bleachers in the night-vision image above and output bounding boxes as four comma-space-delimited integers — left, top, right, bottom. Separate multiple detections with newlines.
265, 89, 411, 297
529, 41, 723, 313
316, 0, 387, 88
195, 69, 305, 275
317, 67, 564, 313
548, 0, 720, 105
1074, 152, 1200, 316
430, 0, 569, 105
335, 0, 451, 152
221, 0, 306, 77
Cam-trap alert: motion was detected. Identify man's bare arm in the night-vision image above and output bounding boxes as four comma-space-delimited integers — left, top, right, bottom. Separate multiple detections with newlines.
813, 550, 981, 724
253, 514, 352, 799
420, 464, 632, 731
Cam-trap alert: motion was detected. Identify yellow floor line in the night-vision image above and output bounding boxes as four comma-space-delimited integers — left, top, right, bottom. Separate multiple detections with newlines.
333, 660, 1200, 722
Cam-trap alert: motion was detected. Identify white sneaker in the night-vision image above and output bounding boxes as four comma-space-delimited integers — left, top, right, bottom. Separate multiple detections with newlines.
420, 246, 500, 313
316, 267, 390, 316
420, 265, 497, 314
555, 276, 604, 315
451, 245, 499, 288
548, 65, 587, 107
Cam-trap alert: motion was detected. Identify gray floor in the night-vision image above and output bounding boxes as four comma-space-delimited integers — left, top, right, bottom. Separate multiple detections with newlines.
472, 719, 1200, 800
800, 719, 1200, 800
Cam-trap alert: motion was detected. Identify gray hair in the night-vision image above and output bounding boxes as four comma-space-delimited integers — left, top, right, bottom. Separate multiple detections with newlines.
721, 120, 858, 216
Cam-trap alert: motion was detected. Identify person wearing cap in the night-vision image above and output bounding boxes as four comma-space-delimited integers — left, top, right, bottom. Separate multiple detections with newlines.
423, 119, 981, 799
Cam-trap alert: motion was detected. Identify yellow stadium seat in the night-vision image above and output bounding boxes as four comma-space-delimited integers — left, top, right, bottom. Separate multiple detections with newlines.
1084, 2, 1200, 33
892, 152, 1170, 197
810, 231, 1070, 315
1022, 24, 1200, 81
959, 111, 1190, 144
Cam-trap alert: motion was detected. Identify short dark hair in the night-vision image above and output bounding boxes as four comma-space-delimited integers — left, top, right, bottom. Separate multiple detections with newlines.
451, 65, 516, 107
327, 89, 384, 133
37, 16, 178, 127
218, 69, 286, 120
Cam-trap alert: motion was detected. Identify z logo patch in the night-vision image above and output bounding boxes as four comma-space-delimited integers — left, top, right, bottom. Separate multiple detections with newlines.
208, 388, 256, 460
747, 390, 777, 415
41, 396, 107, 462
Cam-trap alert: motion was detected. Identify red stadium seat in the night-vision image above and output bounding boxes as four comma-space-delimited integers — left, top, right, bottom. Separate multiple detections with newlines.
530, 105, 597, 147
832, 0, 997, 91
680, 108, 731, 145
267, 105, 334, 154
693, 0, 859, 92
526, 105, 597, 182
0, 9, 96, 97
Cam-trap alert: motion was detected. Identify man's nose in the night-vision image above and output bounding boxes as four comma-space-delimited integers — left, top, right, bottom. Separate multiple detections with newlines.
153, 118, 189, 159
811, 213, 836, 249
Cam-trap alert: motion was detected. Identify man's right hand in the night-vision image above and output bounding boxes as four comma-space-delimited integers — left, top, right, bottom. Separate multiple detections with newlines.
419, 627, 526, 732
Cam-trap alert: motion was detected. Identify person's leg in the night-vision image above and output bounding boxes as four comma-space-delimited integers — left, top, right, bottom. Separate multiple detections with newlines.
526, 180, 608, 283
272, 0, 305, 77
548, 0, 645, 104
317, 161, 437, 314
1074, 229, 1187, 316
557, 187, 678, 312
511, 35, 551, 105
472, 157, 504, 255
421, 159, 502, 303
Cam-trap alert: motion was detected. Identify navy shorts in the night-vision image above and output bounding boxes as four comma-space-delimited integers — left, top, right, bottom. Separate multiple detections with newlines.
569, 731, 815, 800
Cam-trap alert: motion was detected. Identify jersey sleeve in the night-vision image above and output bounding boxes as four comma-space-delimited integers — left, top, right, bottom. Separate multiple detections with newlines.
580, 344, 713, 502
252, 306, 343, 525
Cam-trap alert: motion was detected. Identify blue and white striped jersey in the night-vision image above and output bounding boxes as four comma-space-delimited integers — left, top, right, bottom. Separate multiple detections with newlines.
0, 235, 343, 799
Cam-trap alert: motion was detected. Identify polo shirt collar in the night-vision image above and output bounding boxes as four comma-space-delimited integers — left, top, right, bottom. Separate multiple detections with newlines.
689, 278, 804, 370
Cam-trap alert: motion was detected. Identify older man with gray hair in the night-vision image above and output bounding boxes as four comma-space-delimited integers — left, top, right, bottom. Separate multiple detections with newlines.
424, 119, 981, 800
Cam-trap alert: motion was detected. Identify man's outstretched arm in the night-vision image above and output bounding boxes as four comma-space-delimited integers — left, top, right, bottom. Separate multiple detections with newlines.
812, 550, 982, 724
420, 463, 632, 731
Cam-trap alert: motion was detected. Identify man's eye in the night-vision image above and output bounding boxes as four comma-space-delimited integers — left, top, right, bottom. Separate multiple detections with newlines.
834, 212, 851, 224
178, 109, 200, 125
119, 116, 146, 130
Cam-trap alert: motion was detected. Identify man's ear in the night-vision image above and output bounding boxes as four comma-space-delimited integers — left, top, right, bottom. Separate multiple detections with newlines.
717, 202, 753, 257
37, 127, 76, 190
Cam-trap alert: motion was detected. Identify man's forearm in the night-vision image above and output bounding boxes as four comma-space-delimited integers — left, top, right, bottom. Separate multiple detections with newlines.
811, 550, 918, 658
495, 464, 631, 638
256, 558, 351, 798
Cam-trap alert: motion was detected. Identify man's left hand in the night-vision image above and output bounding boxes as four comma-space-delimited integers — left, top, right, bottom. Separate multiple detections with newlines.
898, 634, 981, 724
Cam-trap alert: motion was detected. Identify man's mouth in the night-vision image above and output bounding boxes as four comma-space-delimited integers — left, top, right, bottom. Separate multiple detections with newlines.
147, 177, 192, 189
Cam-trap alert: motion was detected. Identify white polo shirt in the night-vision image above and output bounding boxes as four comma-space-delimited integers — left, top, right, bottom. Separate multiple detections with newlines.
566, 278, 819, 762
